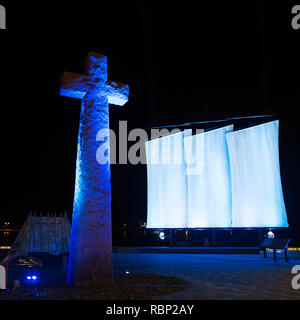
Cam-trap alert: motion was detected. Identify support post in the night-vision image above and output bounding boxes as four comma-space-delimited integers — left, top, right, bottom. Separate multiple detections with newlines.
273, 249, 277, 262
211, 229, 217, 247
284, 249, 289, 263
263, 248, 267, 258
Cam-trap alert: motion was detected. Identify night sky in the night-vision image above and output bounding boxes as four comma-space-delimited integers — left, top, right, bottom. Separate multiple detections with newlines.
1, 2, 299, 241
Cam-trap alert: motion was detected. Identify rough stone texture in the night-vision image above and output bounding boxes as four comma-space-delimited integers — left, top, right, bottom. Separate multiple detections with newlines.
60, 53, 129, 287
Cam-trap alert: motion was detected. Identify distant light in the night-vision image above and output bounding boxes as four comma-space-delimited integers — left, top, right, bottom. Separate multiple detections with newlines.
267, 231, 275, 239
26, 276, 32, 280
125, 271, 130, 275
32, 276, 37, 280
159, 232, 165, 240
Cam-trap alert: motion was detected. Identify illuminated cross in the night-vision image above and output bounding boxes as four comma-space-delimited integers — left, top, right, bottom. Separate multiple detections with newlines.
60, 52, 129, 286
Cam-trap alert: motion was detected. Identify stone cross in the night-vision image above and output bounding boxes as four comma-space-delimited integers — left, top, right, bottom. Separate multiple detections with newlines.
60, 52, 129, 286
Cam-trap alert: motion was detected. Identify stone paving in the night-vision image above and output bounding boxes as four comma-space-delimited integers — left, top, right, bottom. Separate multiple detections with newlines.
113, 251, 300, 300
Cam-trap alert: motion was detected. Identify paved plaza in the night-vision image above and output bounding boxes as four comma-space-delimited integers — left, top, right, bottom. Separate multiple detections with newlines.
113, 251, 300, 300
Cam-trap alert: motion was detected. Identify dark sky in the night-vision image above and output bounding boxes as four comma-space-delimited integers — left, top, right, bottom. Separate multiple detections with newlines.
1, 1, 299, 239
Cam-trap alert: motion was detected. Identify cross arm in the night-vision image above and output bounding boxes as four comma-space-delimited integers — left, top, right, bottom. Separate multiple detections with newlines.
60, 72, 90, 99
104, 80, 129, 106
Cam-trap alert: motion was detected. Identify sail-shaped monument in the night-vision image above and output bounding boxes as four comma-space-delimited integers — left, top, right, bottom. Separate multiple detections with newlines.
146, 120, 288, 229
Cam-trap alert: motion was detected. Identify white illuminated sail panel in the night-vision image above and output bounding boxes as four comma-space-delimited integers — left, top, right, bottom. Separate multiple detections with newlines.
145, 130, 192, 228
185, 125, 233, 228
226, 120, 288, 228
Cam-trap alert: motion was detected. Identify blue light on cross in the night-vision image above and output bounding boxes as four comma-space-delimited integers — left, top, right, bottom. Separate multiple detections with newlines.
60, 53, 129, 105
60, 52, 129, 287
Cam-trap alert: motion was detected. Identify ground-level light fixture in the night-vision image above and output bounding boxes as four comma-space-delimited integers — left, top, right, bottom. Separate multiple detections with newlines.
267, 231, 275, 239
159, 232, 166, 240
